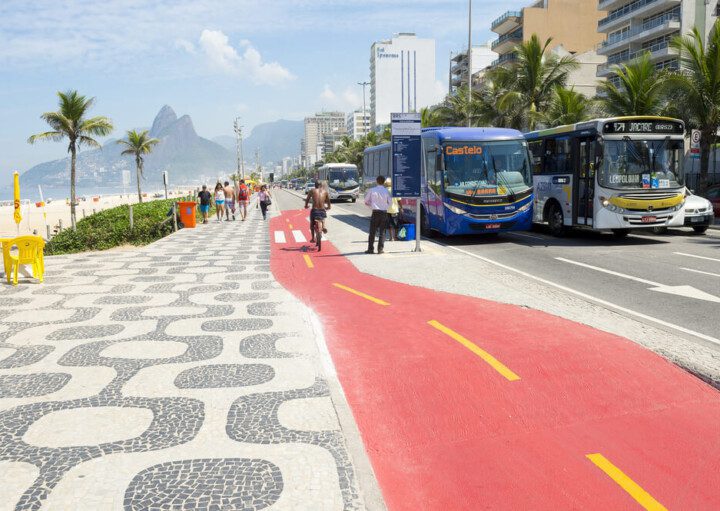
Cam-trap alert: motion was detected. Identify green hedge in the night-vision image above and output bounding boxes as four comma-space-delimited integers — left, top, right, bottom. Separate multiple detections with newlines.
45, 198, 203, 255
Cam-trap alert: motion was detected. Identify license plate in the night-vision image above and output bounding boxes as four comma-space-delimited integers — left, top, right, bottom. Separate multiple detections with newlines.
641, 216, 657, 223
691, 216, 702, 223
486, 223, 501, 229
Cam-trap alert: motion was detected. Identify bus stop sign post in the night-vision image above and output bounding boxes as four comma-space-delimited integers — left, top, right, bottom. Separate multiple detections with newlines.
390, 112, 422, 252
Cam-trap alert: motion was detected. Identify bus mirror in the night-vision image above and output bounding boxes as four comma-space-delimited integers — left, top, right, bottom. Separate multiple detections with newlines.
436, 152, 444, 171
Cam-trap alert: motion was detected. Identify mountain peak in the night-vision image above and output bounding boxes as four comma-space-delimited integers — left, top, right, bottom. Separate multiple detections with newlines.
150, 105, 178, 136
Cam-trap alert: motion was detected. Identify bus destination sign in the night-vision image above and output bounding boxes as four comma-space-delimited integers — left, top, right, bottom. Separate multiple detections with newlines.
603, 120, 684, 135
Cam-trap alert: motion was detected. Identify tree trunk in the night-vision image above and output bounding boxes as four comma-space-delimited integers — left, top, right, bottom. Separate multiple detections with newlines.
70, 141, 77, 230
699, 128, 712, 195
136, 155, 143, 203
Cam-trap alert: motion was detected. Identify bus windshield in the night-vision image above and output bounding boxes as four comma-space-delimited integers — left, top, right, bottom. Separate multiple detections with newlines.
443, 141, 532, 197
327, 168, 359, 190
601, 138, 684, 189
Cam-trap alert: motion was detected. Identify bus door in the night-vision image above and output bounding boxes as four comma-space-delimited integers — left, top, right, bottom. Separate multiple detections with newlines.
423, 141, 442, 221
574, 137, 595, 226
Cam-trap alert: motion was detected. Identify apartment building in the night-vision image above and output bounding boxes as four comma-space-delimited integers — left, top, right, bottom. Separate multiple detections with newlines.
449, 44, 496, 93
490, 0, 606, 69
346, 109, 371, 140
303, 112, 345, 166
596, 0, 718, 81
370, 33, 436, 128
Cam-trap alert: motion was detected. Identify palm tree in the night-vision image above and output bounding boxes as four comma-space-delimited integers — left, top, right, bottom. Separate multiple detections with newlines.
596, 52, 670, 117
539, 86, 596, 127
28, 90, 113, 228
668, 22, 720, 194
490, 35, 578, 131
431, 86, 483, 127
117, 130, 160, 203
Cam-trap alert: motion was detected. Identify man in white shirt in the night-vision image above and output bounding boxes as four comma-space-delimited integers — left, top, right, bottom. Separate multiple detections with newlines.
364, 175, 393, 254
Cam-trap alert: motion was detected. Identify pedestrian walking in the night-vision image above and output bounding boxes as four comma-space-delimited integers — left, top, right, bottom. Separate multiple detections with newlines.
237, 179, 250, 221
364, 175, 392, 254
257, 184, 272, 220
223, 181, 236, 221
385, 179, 401, 241
214, 182, 225, 222
197, 184, 211, 224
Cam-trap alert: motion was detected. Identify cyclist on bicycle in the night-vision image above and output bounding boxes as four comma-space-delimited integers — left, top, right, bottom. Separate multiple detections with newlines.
304, 180, 331, 243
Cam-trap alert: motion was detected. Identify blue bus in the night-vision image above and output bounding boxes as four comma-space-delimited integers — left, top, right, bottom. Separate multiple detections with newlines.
363, 127, 533, 235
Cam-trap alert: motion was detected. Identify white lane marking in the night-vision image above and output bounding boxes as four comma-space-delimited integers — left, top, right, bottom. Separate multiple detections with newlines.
674, 252, 720, 263
292, 230, 307, 243
274, 231, 286, 243
434, 243, 720, 346
556, 257, 720, 303
681, 267, 720, 278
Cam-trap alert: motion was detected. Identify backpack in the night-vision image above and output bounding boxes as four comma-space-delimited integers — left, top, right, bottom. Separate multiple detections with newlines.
238, 186, 249, 200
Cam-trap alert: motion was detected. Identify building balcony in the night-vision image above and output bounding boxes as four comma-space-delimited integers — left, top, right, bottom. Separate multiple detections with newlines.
491, 10, 523, 35
491, 30, 523, 54
490, 52, 518, 68
597, 14, 680, 55
598, 0, 681, 33
597, 40, 678, 77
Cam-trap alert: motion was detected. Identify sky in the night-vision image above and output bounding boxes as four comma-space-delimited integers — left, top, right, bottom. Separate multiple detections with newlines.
0, 0, 527, 174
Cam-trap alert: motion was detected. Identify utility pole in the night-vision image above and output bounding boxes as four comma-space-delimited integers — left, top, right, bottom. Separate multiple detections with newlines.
467, 0, 473, 128
357, 81, 370, 138
255, 148, 261, 181
234, 118, 244, 178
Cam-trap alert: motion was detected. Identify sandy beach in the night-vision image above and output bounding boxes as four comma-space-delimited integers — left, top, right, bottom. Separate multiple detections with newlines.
0, 188, 196, 239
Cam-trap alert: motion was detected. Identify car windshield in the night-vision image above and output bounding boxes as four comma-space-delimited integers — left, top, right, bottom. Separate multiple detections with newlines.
601, 138, 684, 189
327, 169, 359, 190
443, 140, 532, 197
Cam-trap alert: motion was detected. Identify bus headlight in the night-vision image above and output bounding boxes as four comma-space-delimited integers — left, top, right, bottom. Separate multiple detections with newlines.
516, 202, 532, 213
445, 203, 468, 215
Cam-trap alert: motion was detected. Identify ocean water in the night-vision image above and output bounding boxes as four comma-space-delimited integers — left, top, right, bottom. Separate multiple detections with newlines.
0, 185, 188, 203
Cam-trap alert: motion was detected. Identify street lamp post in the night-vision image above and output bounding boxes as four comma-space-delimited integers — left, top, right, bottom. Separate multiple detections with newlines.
467, 0, 473, 128
358, 81, 370, 137
233, 117, 245, 179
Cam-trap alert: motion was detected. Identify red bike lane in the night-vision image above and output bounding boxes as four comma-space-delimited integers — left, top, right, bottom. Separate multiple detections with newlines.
271, 209, 720, 510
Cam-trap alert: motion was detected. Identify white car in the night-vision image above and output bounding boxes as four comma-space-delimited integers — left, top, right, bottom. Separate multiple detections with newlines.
303, 181, 314, 194
654, 190, 714, 234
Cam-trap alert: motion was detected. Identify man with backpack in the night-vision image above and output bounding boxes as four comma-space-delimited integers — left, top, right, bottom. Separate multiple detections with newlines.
237, 179, 250, 221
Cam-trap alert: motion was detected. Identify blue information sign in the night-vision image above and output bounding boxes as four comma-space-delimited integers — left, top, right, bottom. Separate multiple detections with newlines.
391, 113, 422, 198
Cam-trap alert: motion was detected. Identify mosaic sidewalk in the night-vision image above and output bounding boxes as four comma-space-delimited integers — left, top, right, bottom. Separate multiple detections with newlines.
0, 208, 366, 511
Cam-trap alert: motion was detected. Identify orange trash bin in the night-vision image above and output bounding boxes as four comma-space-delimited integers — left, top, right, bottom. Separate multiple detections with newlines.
177, 201, 197, 228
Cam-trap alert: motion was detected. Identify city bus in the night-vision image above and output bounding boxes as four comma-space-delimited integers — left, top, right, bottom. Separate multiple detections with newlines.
525, 117, 686, 237
317, 163, 360, 202
363, 127, 533, 235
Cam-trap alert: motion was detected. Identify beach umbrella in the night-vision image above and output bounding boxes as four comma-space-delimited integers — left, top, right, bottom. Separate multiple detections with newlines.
13, 171, 22, 234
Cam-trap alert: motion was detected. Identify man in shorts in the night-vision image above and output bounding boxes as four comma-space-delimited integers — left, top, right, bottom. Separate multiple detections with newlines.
197, 184, 211, 224
237, 179, 250, 221
223, 181, 235, 221
304, 180, 331, 242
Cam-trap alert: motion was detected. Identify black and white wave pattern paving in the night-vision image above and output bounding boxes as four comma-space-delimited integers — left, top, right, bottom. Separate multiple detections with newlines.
0, 206, 364, 510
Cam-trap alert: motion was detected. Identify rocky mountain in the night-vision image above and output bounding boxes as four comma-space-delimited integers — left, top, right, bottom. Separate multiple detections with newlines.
213, 119, 303, 164
21, 106, 235, 187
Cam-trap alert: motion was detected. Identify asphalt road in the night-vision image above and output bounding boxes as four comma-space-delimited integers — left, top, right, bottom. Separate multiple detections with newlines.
275, 188, 720, 349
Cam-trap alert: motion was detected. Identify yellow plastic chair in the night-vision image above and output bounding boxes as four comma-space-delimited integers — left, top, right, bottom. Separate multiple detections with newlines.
4, 236, 45, 286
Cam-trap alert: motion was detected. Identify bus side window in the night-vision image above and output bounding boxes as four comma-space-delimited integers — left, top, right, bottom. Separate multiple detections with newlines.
528, 140, 544, 174
544, 139, 557, 173
425, 146, 439, 194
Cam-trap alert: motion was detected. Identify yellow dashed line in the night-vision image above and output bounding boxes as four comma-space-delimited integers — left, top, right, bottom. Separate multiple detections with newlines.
586, 454, 668, 511
332, 283, 389, 306
303, 255, 314, 269
428, 320, 520, 381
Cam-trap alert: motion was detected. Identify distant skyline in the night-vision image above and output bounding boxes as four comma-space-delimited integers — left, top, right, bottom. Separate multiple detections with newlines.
0, 0, 527, 173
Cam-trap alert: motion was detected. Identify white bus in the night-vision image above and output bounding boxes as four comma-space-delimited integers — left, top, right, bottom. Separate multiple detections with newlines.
526, 116, 686, 238
316, 163, 360, 202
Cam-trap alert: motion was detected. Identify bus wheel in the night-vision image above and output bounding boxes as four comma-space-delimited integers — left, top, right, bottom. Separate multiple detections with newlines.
351, 197, 356, 203
547, 203, 565, 237
693, 226, 708, 234
612, 229, 630, 239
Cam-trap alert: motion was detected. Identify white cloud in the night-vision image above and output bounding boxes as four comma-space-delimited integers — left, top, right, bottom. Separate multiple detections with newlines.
198, 29, 294, 86
175, 39, 196, 54
319, 84, 362, 111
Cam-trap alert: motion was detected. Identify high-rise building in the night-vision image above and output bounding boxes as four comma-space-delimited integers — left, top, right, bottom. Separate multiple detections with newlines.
596, 0, 717, 83
322, 130, 348, 157
450, 44, 497, 93
346, 109, 371, 140
490, 1, 606, 69
370, 33, 436, 128
303, 112, 346, 165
